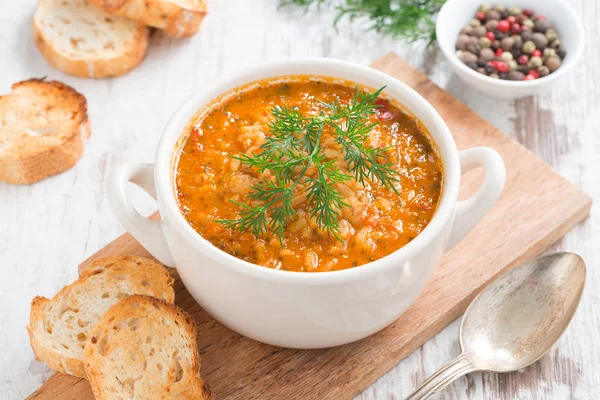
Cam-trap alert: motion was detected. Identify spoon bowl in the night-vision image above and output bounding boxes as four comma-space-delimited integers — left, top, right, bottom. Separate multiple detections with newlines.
406, 252, 586, 399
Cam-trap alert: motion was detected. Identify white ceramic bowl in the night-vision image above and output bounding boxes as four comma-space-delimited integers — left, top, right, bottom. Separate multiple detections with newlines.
436, 0, 584, 99
107, 59, 506, 348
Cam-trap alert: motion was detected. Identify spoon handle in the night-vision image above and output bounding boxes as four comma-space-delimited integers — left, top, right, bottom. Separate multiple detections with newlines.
404, 354, 478, 400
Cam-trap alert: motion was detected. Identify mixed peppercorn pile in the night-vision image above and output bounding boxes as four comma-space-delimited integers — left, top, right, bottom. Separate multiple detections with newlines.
455, 4, 565, 81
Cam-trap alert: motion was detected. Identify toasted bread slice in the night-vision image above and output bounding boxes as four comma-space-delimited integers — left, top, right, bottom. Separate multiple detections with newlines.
27, 256, 175, 379
85, 295, 211, 399
0, 79, 90, 184
33, 0, 150, 78
89, 0, 207, 38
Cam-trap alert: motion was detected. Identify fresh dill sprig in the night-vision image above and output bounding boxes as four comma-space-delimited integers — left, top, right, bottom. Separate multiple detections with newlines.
280, 0, 446, 47
215, 86, 399, 241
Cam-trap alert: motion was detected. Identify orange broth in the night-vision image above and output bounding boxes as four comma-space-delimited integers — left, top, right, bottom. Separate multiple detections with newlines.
174, 77, 443, 272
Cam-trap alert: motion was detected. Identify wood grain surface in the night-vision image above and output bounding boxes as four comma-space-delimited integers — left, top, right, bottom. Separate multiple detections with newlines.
26, 53, 591, 400
3, 1, 600, 399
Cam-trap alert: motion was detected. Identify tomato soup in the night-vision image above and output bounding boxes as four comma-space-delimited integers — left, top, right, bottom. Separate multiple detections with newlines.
174, 77, 443, 272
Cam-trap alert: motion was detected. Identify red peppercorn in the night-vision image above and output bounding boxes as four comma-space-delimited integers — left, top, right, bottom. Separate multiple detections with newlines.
485, 31, 495, 41
536, 15, 545, 20
511, 23, 521, 34
529, 69, 540, 79
476, 11, 486, 20
507, 16, 516, 23
524, 74, 536, 81
495, 48, 504, 57
497, 20, 510, 32
523, 8, 534, 17
520, 25, 529, 31
494, 61, 509, 73
517, 15, 527, 24
532, 49, 542, 57
518, 55, 529, 65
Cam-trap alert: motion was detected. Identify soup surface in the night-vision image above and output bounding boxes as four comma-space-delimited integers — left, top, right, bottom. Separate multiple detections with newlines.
174, 77, 443, 272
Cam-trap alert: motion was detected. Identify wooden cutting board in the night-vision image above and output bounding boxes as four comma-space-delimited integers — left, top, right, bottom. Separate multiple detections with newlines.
28, 53, 591, 400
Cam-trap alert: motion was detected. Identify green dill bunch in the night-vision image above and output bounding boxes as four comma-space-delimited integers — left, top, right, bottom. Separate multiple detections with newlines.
215, 86, 401, 242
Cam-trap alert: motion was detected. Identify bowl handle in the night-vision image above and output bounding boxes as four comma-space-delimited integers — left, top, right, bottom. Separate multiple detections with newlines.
106, 163, 175, 267
446, 147, 506, 250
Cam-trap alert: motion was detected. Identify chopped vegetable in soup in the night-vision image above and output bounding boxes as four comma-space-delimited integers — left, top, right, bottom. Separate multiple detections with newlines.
174, 77, 443, 272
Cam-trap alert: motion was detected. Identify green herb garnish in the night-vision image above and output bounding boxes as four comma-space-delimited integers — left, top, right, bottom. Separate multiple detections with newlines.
280, 0, 446, 46
215, 86, 399, 241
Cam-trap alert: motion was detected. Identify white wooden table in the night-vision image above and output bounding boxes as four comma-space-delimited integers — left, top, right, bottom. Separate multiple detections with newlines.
1, 1, 598, 399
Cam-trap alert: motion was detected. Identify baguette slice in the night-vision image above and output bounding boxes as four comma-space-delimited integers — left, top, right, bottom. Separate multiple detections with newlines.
0, 79, 90, 184
89, 0, 207, 38
85, 295, 212, 400
33, 0, 150, 78
27, 256, 175, 379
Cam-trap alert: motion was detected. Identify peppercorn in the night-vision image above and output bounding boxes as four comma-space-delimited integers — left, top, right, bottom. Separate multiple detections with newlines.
520, 29, 533, 41
538, 65, 550, 77
485, 64, 497, 74
501, 51, 513, 62
528, 56, 543, 68
460, 26, 473, 35
465, 41, 481, 54
545, 56, 561, 72
507, 15, 516, 23
456, 34, 471, 50
529, 69, 540, 79
543, 48, 556, 60
486, 20, 499, 31
478, 67, 486, 74
479, 4, 491, 12
497, 20, 510, 32
486, 10, 501, 20
534, 19, 553, 33
469, 18, 482, 27
499, 72, 508, 79
495, 30, 506, 40
508, 6, 521, 15
550, 39, 561, 50
557, 50, 567, 59
466, 61, 479, 70
531, 49, 542, 58
511, 23, 521, 34
507, 70, 525, 80
473, 26, 488, 37
500, 36, 514, 50
519, 65, 530, 74
494, 60, 510, 73
512, 36, 523, 50
522, 40, 536, 54
490, 73, 500, 79
518, 54, 529, 65
492, 39, 501, 49
480, 36, 492, 48
495, 47, 503, 57
485, 30, 496, 41
508, 60, 518, 71
476, 11, 486, 20
480, 47, 495, 61
545, 29, 558, 42
531, 33, 548, 50
477, 60, 487, 67
524, 74, 536, 81
511, 48, 522, 59
523, 19, 535, 29
500, 11, 509, 19
523, 8, 534, 17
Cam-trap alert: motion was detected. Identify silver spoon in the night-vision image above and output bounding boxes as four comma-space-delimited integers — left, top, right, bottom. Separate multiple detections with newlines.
406, 252, 586, 400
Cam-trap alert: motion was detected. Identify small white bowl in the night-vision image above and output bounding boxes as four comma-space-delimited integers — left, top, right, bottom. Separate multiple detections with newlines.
436, 0, 584, 99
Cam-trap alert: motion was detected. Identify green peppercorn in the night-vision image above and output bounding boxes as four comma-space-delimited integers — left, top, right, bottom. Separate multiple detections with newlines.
523, 19, 535, 29
501, 51, 513, 62
543, 48, 557, 60
528, 56, 543, 68
522, 40, 536, 54
479, 4, 491, 12
508, 60, 518, 71
546, 29, 558, 42
469, 18, 481, 27
508, 6, 521, 15
479, 37, 492, 48
493, 3, 505, 12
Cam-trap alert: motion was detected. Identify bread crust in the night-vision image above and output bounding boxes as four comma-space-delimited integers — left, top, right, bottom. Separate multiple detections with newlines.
0, 79, 89, 184
33, 0, 150, 78
27, 256, 175, 379
89, 0, 207, 38
84, 295, 211, 399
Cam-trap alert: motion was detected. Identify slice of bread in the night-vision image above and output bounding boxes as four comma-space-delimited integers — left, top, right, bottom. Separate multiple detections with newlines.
85, 295, 212, 399
33, 0, 150, 78
0, 79, 90, 184
27, 256, 175, 379
89, 0, 207, 38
